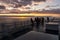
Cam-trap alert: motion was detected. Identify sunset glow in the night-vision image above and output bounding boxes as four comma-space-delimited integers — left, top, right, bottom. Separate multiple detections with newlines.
0, 13, 60, 17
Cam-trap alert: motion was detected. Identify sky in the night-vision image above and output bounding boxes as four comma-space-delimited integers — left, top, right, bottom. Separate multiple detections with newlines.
44, 0, 60, 10
28, 0, 60, 10
0, 0, 60, 11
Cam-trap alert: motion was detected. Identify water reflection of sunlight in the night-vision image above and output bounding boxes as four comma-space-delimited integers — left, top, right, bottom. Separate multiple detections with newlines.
18, 17, 29, 20
7, 17, 31, 21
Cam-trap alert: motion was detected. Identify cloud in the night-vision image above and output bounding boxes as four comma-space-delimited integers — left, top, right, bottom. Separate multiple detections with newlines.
46, 0, 53, 3
42, 9, 60, 13
25, 7, 31, 9
45, 5, 60, 9
19, 0, 46, 6
33, 0, 46, 2
0, 0, 46, 9
19, 0, 32, 6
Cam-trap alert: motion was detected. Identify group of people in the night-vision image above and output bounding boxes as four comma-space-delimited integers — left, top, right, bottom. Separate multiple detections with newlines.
30, 17, 50, 32
30, 17, 45, 31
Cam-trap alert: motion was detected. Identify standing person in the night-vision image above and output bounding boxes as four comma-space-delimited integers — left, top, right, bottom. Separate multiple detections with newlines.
39, 17, 41, 25
47, 17, 49, 22
35, 17, 40, 32
30, 18, 34, 30
41, 17, 44, 27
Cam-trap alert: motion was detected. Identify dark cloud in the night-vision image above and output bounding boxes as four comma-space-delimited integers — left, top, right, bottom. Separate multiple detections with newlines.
33, 0, 46, 2
14, 4, 22, 8
49, 9, 60, 13
45, 5, 60, 8
34, 4, 39, 6
0, 5, 6, 9
25, 7, 31, 9
19, 0, 46, 6
0, 0, 46, 7
42, 9, 60, 13
19, 0, 32, 6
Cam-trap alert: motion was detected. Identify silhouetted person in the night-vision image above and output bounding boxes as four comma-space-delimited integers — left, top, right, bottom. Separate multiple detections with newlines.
30, 18, 34, 30
39, 17, 41, 24
47, 17, 49, 22
35, 17, 40, 32
41, 17, 44, 27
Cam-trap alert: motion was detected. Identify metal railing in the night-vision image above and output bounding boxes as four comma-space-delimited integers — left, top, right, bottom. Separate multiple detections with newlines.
0, 20, 32, 39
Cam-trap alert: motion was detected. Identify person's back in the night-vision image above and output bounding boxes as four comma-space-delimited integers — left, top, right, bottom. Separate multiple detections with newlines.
35, 17, 37, 23
35, 17, 40, 32
38, 18, 41, 24
47, 17, 49, 22
31, 18, 34, 24
30, 18, 34, 30
41, 17, 44, 26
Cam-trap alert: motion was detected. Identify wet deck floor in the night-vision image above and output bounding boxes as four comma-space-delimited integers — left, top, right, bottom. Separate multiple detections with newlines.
14, 31, 58, 40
